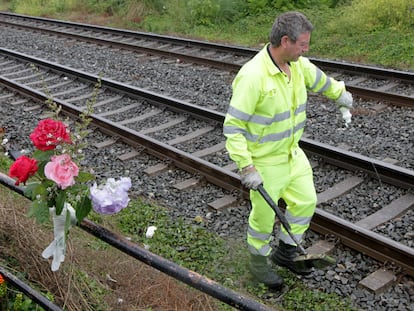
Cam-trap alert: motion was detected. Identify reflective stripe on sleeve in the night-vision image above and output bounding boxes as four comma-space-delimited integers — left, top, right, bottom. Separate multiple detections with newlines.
309, 67, 322, 90
309, 67, 333, 94
316, 77, 332, 93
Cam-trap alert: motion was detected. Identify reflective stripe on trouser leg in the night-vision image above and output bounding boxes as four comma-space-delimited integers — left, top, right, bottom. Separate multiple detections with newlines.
247, 225, 272, 256
247, 148, 317, 254
278, 148, 317, 245
247, 161, 290, 256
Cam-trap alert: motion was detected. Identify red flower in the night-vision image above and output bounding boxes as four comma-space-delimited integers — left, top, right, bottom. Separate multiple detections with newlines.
9, 155, 38, 185
0, 274, 4, 284
29, 119, 71, 151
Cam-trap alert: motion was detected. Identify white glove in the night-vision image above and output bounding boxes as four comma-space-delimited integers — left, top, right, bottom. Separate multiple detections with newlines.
336, 90, 353, 109
340, 107, 352, 127
336, 90, 353, 126
240, 165, 263, 190
42, 203, 76, 271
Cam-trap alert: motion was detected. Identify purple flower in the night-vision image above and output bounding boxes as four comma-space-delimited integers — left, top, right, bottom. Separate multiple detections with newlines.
90, 177, 132, 214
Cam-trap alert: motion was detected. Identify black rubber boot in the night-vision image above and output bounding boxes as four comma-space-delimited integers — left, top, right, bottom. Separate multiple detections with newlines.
271, 240, 313, 275
249, 254, 283, 289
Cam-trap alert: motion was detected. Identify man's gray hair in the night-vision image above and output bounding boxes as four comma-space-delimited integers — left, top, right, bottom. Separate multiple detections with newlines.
269, 11, 313, 47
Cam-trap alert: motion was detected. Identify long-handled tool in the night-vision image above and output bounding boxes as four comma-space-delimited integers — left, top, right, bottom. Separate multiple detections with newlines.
257, 184, 336, 269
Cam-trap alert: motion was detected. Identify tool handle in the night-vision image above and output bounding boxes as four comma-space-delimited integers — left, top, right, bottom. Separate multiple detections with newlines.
257, 184, 291, 231
257, 184, 307, 255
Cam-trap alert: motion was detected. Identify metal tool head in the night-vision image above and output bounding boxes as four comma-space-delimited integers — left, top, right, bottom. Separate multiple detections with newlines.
293, 253, 336, 269
257, 185, 337, 270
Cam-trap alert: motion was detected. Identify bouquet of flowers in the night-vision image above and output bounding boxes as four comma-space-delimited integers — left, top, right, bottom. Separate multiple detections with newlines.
7, 85, 131, 271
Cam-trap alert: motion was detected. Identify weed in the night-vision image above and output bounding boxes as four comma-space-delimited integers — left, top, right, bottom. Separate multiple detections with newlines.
5, 0, 413, 69
282, 286, 357, 311
115, 199, 227, 274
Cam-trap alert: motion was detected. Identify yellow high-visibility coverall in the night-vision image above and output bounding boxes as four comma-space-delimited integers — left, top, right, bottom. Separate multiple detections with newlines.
223, 44, 345, 256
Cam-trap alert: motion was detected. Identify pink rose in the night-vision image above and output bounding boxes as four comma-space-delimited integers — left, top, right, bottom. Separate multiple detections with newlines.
30, 119, 71, 151
9, 155, 38, 185
44, 154, 79, 189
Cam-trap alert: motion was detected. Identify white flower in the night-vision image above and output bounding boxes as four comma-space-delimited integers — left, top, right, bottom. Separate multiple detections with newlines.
145, 226, 157, 238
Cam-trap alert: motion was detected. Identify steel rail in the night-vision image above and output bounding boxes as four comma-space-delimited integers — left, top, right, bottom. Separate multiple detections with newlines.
1, 48, 413, 189
0, 173, 276, 311
0, 20, 242, 72
1, 51, 413, 276
2, 12, 414, 83
1, 49, 413, 190
2, 20, 413, 108
300, 138, 414, 189
0, 48, 226, 123
0, 12, 255, 56
308, 59, 414, 83
347, 85, 414, 107
0, 265, 63, 311
311, 208, 414, 276
2, 48, 413, 192
0, 73, 241, 193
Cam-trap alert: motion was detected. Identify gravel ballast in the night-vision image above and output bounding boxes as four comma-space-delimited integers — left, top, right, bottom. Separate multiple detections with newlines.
1, 26, 413, 311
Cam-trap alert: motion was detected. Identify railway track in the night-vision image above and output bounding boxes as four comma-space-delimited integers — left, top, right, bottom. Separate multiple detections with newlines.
1, 48, 413, 286
1, 11, 414, 108
1, 12, 414, 308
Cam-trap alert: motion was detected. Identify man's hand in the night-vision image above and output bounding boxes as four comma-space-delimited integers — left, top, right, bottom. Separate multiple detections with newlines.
336, 90, 353, 126
240, 165, 263, 190
336, 90, 353, 109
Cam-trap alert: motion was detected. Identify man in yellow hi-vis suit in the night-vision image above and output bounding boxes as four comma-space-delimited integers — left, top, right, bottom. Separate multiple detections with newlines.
223, 11, 353, 288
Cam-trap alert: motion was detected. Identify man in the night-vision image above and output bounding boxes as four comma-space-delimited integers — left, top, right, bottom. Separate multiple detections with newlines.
223, 11, 353, 288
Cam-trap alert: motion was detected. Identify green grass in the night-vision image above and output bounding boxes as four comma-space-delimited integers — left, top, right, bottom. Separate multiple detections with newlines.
88, 198, 358, 311
1, 140, 356, 310
1, 0, 413, 69
0, 0, 409, 309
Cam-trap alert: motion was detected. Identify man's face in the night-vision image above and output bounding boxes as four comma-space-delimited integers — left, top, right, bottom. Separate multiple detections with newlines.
286, 32, 310, 62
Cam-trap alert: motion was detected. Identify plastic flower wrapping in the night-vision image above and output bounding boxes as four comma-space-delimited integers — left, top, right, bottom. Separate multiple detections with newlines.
7, 81, 132, 271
